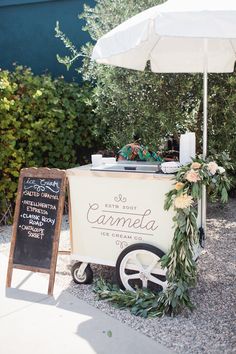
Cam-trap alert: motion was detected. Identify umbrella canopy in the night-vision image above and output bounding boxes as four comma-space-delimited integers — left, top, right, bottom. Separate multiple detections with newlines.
92, 0, 236, 73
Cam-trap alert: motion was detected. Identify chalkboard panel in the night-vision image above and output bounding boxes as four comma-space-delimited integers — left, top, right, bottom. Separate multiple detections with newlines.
13, 176, 62, 269
6, 168, 66, 294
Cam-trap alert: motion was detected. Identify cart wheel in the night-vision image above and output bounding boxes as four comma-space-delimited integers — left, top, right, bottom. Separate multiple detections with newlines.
71, 262, 93, 284
116, 243, 167, 292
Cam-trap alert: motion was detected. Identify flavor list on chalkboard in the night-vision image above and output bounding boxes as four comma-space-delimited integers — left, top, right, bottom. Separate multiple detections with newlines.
13, 177, 62, 269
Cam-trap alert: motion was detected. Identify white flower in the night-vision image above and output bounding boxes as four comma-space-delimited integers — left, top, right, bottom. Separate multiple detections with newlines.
218, 166, 225, 174
207, 161, 218, 175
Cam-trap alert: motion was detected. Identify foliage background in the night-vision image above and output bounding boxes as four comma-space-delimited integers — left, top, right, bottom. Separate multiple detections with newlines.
58, 0, 236, 166
0, 66, 101, 224
1, 0, 236, 222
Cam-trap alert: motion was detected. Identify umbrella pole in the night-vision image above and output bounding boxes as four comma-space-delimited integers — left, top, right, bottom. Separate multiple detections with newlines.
203, 63, 208, 158
202, 40, 208, 232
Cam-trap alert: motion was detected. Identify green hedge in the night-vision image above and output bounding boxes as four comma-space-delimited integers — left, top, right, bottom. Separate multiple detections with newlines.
0, 66, 101, 224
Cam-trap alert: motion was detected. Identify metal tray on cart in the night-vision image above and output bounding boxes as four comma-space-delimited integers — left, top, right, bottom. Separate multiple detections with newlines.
90, 160, 161, 174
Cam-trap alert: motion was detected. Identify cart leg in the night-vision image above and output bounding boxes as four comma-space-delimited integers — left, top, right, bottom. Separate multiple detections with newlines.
201, 185, 207, 233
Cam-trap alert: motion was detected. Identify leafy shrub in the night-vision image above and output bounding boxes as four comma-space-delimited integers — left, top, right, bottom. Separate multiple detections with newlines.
0, 65, 102, 223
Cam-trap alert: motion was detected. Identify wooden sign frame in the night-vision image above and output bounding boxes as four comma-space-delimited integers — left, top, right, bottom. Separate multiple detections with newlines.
6, 168, 66, 295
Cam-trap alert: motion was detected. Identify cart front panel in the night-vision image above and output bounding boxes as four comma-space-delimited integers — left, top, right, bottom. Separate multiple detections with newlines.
67, 170, 175, 266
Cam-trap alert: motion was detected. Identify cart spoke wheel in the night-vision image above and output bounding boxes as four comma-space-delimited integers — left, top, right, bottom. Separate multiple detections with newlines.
116, 243, 167, 292
124, 272, 141, 281
148, 274, 168, 288
146, 255, 159, 273
142, 278, 148, 288
132, 253, 145, 272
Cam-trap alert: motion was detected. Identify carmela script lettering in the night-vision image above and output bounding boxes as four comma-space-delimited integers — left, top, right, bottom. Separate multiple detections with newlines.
24, 178, 60, 193
87, 203, 158, 231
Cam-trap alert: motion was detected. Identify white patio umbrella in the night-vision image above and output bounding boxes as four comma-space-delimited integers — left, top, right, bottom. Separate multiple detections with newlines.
91, 0, 236, 228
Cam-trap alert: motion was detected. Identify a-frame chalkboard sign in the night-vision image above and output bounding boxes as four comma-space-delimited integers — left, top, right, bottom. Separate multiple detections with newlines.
6, 168, 66, 295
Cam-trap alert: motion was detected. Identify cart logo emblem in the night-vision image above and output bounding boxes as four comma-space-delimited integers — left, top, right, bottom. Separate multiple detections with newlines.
114, 194, 127, 203
116, 240, 128, 249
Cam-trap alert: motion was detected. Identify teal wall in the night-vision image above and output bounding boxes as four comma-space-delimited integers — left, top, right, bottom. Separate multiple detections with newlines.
0, 0, 95, 81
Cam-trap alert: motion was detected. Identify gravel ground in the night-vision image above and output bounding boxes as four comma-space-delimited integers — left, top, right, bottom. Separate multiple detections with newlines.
1, 199, 235, 354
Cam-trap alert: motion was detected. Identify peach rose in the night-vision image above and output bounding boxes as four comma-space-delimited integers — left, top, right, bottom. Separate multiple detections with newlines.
191, 162, 201, 169
175, 182, 185, 191
185, 169, 201, 183
174, 194, 193, 209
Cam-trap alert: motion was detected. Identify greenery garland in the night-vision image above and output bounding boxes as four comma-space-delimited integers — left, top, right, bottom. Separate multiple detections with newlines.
94, 157, 231, 317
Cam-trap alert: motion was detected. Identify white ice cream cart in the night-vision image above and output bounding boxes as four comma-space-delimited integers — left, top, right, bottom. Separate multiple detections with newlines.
66, 161, 201, 292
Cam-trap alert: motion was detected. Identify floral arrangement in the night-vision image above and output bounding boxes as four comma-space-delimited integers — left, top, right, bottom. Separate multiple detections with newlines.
118, 143, 163, 162
160, 157, 231, 315
94, 156, 231, 317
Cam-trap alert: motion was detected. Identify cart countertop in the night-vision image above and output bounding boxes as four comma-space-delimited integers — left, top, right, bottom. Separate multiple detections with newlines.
66, 164, 175, 181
